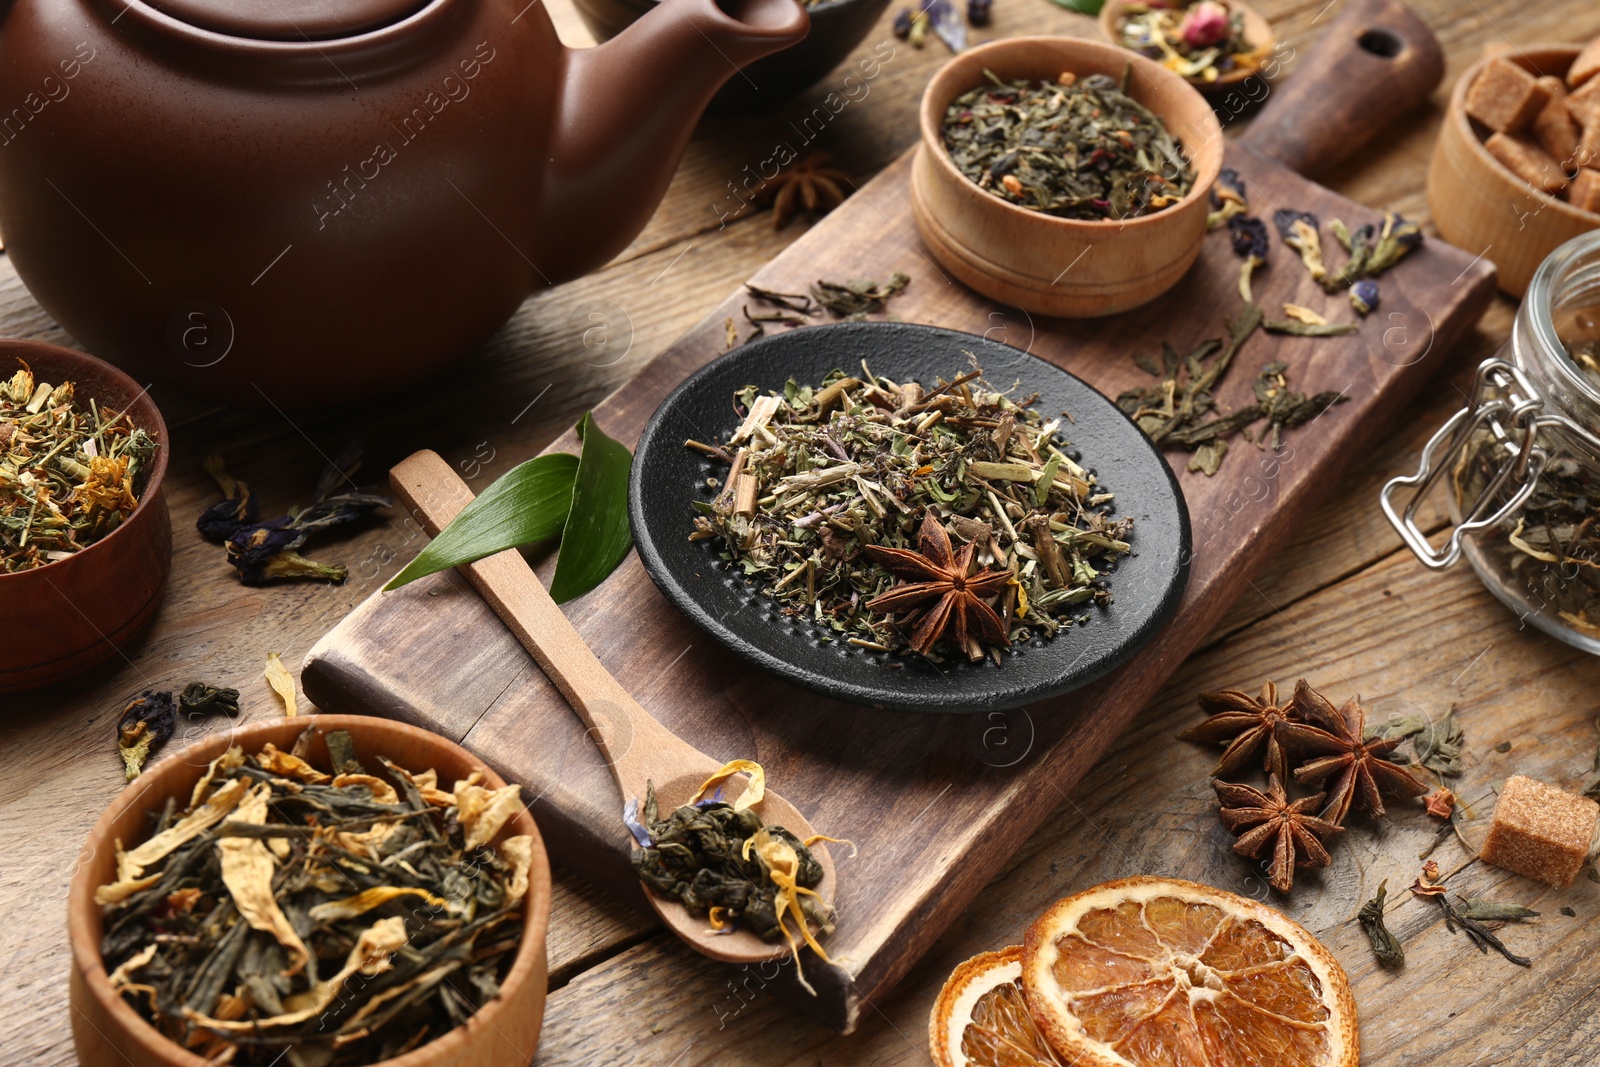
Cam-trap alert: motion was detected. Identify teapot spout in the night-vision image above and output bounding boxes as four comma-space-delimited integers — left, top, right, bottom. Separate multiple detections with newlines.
537, 0, 808, 283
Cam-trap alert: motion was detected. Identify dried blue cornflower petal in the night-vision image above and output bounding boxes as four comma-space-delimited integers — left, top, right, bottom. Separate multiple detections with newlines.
1228, 215, 1270, 259
1211, 167, 1246, 208
892, 7, 913, 37
1351, 279, 1380, 316
117, 690, 177, 781
196, 454, 257, 542
1273, 209, 1320, 244
1274, 209, 1327, 282
967, 0, 991, 26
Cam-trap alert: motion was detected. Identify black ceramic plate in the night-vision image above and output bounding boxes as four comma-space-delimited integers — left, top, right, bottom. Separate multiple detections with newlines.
628, 322, 1191, 712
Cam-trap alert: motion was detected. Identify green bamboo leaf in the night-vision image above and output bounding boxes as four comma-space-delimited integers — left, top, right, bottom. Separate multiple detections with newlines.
384, 453, 579, 590
549, 413, 633, 603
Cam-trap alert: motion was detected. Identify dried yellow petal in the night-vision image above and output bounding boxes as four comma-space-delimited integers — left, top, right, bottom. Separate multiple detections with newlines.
218, 782, 310, 976
308, 886, 448, 923
106, 943, 157, 988
1282, 303, 1329, 325
691, 758, 766, 812
107, 775, 250, 888
189, 745, 245, 809
500, 835, 535, 908
264, 651, 298, 717
255, 742, 331, 783
454, 778, 523, 851
742, 826, 835, 994
331, 773, 399, 805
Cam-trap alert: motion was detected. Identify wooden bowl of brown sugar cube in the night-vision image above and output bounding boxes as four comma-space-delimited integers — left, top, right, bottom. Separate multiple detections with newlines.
1428, 40, 1600, 297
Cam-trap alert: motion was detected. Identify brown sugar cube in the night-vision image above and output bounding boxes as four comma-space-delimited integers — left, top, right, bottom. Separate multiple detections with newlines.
1568, 76, 1600, 129
1583, 116, 1600, 172
1466, 57, 1553, 133
1570, 37, 1600, 89
1572, 168, 1600, 213
1480, 775, 1599, 887
1485, 132, 1570, 193
1532, 77, 1582, 165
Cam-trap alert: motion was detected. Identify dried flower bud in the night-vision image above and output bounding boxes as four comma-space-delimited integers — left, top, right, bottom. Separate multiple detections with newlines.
1228, 215, 1270, 260
1179, 0, 1231, 49
966, 0, 991, 25
1350, 279, 1380, 316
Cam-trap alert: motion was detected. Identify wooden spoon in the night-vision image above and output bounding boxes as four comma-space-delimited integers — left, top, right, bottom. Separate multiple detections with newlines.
389, 449, 835, 964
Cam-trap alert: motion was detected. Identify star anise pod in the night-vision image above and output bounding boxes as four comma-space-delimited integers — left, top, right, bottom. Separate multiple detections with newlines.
756, 153, 852, 230
864, 511, 1010, 659
1282, 679, 1428, 825
1214, 775, 1343, 894
1179, 681, 1299, 782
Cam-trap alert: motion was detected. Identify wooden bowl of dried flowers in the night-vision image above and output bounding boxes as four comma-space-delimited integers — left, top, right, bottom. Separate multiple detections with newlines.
911, 35, 1224, 318
68, 714, 552, 1067
1099, 0, 1275, 94
0, 340, 170, 692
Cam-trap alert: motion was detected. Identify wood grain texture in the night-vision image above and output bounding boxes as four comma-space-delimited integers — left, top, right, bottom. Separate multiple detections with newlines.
303, 138, 1495, 1030
4, 0, 1600, 1063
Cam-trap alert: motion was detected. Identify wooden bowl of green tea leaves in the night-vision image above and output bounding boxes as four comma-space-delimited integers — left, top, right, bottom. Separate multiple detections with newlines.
68, 714, 552, 1067
0, 340, 170, 692
911, 35, 1224, 317
1100, 0, 1274, 92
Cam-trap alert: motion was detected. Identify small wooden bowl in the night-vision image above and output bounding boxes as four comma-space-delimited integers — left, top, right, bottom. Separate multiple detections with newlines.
0, 341, 171, 692
1098, 0, 1275, 93
67, 714, 553, 1067
1428, 44, 1594, 298
912, 37, 1224, 318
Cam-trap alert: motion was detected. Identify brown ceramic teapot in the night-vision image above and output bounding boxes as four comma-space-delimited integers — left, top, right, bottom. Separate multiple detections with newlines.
0, 0, 808, 405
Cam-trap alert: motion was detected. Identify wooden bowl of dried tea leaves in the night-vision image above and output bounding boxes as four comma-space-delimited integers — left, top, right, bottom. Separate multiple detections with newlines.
68, 714, 552, 1067
911, 35, 1224, 317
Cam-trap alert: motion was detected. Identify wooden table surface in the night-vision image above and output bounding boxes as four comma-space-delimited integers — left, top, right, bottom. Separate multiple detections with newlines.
5, 0, 1600, 1064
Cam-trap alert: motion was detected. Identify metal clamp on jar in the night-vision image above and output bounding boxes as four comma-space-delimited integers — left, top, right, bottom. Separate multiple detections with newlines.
1382, 232, 1600, 653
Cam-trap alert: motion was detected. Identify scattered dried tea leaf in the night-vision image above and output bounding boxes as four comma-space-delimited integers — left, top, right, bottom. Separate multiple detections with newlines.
1438, 895, 1532, 967
1413, 707, 1465, 778
1458, 898, 1540, 922
1357, 880, 1404, 968
264, 652, 297, 717
811, 272, 910, 318
1263, 318, 1359, 337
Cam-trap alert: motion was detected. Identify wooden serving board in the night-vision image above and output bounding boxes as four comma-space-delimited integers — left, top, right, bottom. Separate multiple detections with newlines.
303, 140, 1495, 1031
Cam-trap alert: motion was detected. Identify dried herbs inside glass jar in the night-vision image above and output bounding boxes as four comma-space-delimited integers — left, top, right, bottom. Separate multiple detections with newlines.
685, 363, 1132, 664
1390, 234, 1600, 652
0, 361, 158, 572
96, 730, 535, 1067
941, 68, 1195, 220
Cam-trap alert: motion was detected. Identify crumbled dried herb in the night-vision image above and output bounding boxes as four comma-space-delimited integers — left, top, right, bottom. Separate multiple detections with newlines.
1357, 880, 1404, 968
201, 449, 390, 586
811, 273, 910, 319
0, 361, 158, 571
1362, 706, 1465, 779
627, 761, 841, 992
686, 363, 1131, 662
942, 68, 1195, 220
98, 730, 536, 1065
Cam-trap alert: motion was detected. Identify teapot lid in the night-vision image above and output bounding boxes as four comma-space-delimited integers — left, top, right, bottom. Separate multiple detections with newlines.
144, 0, 429, 40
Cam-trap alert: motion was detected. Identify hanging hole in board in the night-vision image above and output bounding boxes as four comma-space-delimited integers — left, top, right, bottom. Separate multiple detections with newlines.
1357, 28, 1404, 58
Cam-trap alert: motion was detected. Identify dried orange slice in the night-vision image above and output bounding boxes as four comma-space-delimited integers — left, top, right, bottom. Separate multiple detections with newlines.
1021, 877, 1356, 1067
930, 946, 1065, 1067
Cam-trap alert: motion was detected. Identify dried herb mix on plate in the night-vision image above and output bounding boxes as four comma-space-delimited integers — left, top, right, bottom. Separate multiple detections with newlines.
0, 361, 158, 572
685, 363, 1132, 663
941, 69, 1196, 220
96, 730, 534, 1066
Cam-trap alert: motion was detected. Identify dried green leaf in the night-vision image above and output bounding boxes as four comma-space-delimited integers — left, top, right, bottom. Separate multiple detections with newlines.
1262, 319, 1360, 337
1357, 880, 1404, 968
1457, 898, 1540, 922
1414, 708, 1465, 778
